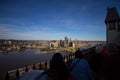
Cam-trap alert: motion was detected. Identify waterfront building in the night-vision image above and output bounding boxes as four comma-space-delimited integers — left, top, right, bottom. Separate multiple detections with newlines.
58, 40, 64, 47
49, 41, 59, 48
64, 37, 72, 47
8, 41, 12, 45
69, 42, 75, 47
105, 7, 120, 44
64, 37, 68, 47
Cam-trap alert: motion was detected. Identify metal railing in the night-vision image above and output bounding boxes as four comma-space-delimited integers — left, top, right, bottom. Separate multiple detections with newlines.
4, 46, 96, 80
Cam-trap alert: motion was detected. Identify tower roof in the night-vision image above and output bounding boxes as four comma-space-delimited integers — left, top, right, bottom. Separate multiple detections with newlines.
105, 7, 120, 23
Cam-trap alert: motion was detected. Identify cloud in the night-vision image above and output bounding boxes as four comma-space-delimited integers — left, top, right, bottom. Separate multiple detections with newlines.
27, 25, 54, 31
0, 23, 54, 32
0, 23, 106, 40
85, 24, 105, 31
0, 23, 70, 40
2, 31, 69, 40
0, 26, 12, 32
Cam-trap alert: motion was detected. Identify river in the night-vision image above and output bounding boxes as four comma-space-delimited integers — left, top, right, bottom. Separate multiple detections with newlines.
0, 48, 67, 73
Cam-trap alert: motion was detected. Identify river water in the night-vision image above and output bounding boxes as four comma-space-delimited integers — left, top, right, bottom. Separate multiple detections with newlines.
0, 48, 67, 73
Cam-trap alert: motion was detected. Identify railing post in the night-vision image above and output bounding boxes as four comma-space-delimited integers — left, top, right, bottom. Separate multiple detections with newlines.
69, 54, 71, 60
6, 71, 9, 80
63, 56, 66, 62
33, 64, 35, 70
45, 61, 47, 70
68, 54, 70, 60
71, 53, 73, 58
66, 55, 68, 63
67, 55, 69, 63
64, 55, 66, 63
70, 54, 72, 60
49, 59, 52, 69
73, 53, 74, 58
67, 54, 70, 63
25, 66, 28, 72
71, 54, 73, 59
16, 69, 19, 79
39, 62, 41, 70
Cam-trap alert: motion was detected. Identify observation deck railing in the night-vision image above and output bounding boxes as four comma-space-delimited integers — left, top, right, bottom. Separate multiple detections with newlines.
2, 45, 96, 80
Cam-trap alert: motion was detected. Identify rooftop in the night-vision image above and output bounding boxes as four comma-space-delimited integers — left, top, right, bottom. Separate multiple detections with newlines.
105, 7, 120, 23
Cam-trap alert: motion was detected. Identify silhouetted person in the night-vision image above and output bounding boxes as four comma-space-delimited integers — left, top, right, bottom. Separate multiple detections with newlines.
48, 53, 72, 80
70, 50, 92, 80
100, 44, 120, 80
90, 48, 106, 80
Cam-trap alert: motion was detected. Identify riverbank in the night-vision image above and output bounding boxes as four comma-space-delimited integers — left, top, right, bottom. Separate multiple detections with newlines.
38, 47, 76, 54
0, 47, 40, 55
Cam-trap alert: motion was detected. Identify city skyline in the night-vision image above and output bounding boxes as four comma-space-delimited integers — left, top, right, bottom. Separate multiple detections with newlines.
0, 0, 120, 41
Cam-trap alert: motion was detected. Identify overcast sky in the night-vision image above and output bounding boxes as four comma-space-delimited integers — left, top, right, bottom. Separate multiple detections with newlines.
0, 0, 120, 41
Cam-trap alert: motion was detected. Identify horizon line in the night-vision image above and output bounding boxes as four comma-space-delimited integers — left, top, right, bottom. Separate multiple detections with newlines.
0, 38, 106, 41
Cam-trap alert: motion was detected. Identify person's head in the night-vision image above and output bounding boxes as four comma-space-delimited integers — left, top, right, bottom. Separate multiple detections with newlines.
50, 53, 64, 68
49, 53, 69, 80
75, 50, 83, 58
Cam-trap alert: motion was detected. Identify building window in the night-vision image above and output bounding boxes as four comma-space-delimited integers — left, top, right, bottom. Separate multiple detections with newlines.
109, 23, 116, 30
